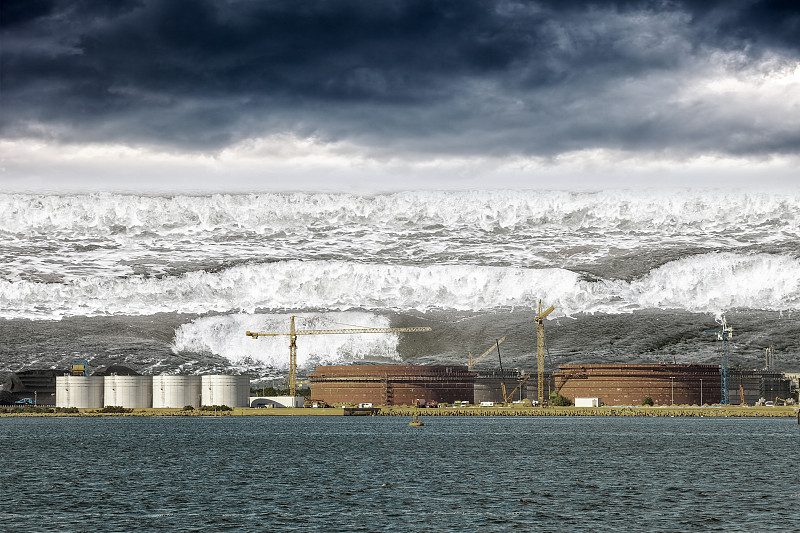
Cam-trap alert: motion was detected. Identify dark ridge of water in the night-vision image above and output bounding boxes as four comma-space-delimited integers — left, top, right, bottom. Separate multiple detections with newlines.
2, 308, 798, 384
1, 417, 796, 532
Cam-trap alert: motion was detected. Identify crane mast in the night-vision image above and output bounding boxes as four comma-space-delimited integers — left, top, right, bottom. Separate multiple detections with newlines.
535, 300, 555, 406
246, 316, 432, 397
495, 338, 507, 402
289, 316, 297, 399
705, 316, 733, 405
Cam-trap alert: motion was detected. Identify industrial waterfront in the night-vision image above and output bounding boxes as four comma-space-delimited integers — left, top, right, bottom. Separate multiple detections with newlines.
3, 358, 797, 413
1, 416, 796, 532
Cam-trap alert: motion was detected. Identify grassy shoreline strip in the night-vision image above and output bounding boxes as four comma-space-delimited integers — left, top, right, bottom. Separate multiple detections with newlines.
1, 406, 798, 418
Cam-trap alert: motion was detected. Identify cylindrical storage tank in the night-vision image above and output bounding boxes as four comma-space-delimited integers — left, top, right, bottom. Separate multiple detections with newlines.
309, 365, 476, 406
552, 364, 721, 406
56, 376, 104, 408
104, 375, 153, 408
152, 375, 202, 408
201, 375, 250, 407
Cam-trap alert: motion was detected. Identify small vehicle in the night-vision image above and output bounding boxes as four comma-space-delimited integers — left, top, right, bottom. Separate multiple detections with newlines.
15, 398, 35, 405
303, 399, 330, 408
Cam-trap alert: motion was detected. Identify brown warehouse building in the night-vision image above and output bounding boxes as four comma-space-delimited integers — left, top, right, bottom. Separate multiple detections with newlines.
553, 363, 721, 405
309, 365, 476, 406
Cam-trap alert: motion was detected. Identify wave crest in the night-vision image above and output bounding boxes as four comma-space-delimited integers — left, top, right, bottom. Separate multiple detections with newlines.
2, 253, 797, 319
2, 190, 798, 236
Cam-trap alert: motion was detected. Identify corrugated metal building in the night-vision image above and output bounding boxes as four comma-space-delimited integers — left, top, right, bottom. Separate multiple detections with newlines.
309, 365, 476, 406
552, 364, 721, 406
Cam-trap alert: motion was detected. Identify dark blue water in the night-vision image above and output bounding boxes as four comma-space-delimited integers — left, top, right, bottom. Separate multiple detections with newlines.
1, 416, 797, 532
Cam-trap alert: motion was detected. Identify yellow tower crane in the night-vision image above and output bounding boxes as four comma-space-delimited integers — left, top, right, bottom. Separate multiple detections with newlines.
246, 316, 432, 397
535, 300, 555, 406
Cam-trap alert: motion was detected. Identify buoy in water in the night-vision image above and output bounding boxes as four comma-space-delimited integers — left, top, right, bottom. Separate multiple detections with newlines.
409, 415, 424, 427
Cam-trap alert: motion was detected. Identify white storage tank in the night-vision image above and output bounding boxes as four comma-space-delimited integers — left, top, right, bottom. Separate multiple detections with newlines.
104, 375, 153, 408
56, 376, 104, 408
201, 375, 250, 408
152, 375, 202, 408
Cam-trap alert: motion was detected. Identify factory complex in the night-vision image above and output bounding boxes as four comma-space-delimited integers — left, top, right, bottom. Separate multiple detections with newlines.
307, 363, 794, 407
4, 362, 794, 410
2, 313, 796, 410
0, 312, 732, 409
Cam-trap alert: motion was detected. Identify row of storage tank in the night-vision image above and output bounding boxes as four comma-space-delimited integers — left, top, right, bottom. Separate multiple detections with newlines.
56, 375, 250, 409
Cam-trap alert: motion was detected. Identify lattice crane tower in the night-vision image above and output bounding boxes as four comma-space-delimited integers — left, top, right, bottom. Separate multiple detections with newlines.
535, 300, 555, 405
705, 316, 733, 405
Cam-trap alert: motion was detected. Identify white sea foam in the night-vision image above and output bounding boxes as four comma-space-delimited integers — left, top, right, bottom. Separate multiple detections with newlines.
628, 252, 800, 315
171, 312, 403, 368
1, 190, 798, 281
2, 190, 798, 236
2, 253, 798, 320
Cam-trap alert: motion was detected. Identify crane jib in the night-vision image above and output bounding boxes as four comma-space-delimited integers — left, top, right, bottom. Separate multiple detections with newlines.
246, 327, 432, 337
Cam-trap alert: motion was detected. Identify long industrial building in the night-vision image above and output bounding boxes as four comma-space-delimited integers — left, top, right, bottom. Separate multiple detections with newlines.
552, 364, 722, 405
309, 365, 476, 406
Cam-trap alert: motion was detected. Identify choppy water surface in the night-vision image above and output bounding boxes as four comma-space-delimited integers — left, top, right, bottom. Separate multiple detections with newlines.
1, 416, 796, 532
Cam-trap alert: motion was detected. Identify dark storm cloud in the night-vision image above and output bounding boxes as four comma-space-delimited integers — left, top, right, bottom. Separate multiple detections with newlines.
1, 0, 798, 157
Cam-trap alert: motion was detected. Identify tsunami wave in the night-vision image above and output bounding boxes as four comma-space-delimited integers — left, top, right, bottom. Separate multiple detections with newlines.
3, 190, 798, 284
2, 253, 798, 320
2, 190, 798, 237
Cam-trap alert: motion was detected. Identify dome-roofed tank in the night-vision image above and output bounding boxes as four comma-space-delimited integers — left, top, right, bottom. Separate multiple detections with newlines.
152, 375, 202, 408
92, 365, 139, 376
552, 364, 721, 406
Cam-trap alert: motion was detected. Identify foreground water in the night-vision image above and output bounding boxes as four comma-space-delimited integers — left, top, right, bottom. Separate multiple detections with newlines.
2, 416, 797, 532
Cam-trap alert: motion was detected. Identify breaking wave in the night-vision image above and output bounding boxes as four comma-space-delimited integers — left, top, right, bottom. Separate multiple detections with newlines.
2, 253, 798, 320
2, 190, 798, 237
171, 312, 404, 369
2, 190, 798, 283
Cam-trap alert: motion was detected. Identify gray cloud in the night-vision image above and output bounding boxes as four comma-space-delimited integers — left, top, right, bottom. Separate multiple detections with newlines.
2, 0, 799, 159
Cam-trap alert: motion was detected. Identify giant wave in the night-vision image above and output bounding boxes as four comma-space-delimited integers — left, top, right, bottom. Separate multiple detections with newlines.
2, 190, 798, 236
3, 190, 798, 284
2, 253, 798, 320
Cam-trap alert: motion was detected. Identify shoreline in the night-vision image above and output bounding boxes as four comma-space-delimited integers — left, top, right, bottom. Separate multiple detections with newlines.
2, 405, 798, 418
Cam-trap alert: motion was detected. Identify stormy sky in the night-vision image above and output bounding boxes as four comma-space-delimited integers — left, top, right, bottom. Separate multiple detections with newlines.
1, 0, 799, 192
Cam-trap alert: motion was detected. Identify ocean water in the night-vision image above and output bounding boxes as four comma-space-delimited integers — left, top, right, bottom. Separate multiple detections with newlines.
0, 416, 797, 532
1, 190, 799, 379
